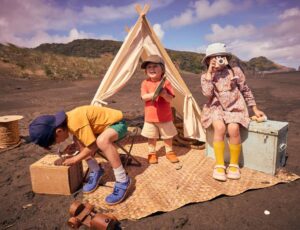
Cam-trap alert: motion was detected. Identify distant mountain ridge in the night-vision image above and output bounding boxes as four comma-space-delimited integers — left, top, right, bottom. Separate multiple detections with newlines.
0, 39, 295, 79
35, 39, 122, 57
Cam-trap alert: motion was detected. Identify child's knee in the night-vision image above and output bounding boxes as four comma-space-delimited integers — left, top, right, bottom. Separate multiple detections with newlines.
96, 136, 112, 149
228, 124, 240, 137
213, 123, 226, 135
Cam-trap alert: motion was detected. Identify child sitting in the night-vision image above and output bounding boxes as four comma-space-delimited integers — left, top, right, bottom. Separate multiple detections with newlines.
201, 43, 265, 181
29, 105, 131, 205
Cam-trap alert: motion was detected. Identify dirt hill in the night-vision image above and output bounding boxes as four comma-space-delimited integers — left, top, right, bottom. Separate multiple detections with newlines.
0, 39, 295, 79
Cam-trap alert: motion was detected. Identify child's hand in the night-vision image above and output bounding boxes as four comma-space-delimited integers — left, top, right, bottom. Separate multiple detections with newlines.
253, 106, 266, 118
63, 143, 77, 155
62, 156, 78, 166
208, 58, 217, 72
159, 88, 168, 98
206, 58, 216, 80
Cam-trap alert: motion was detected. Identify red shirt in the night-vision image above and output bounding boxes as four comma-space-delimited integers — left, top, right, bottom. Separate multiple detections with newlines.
141, 78, 175, 122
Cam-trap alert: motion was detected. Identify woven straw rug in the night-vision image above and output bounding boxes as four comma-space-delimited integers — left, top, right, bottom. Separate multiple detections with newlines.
83, 136, 299, 220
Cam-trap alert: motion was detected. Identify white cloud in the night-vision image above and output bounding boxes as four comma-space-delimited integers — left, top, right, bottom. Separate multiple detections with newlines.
279, 7, 300, 20
0, 0, 172, 47
80, 5, 136, 24
0, 18, 8, 27
164, 0, 236, 28
1, 28, 116, 48
153, 24, 165, 40
193, 0, 235, 20
80, 0, 174, 24
201, 8, 300, 68
205, 24, 256, 42
164, 9, 194, 28
0, 0, 79, 46
0, 0, 76, 35
228, 40, 300, 68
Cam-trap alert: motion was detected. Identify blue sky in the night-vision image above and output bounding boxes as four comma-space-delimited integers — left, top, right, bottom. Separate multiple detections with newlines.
1, 0, 300, 68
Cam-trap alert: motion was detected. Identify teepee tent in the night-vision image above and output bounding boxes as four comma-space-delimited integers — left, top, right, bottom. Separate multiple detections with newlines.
91, 4, 205, 142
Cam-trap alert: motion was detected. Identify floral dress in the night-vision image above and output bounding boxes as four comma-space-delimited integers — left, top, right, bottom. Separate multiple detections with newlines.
201, 66, 256, 129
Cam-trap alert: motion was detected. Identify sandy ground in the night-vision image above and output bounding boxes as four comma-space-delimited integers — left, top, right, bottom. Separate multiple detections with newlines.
0, 71, 300, 230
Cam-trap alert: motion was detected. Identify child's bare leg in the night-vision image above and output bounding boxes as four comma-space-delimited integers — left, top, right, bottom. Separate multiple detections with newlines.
227, 123, 241, 144
96, 128, 128, 184
227, 123, 241, 176
96, 128, 121, 169
164, 138, 179, 163
163, 138, 172, 152
148, 138, 157, 153
72, 136, 100, 171
148, 138, 158, 164
212, 120, 226, 142
97, 128, 131, 205
78, 137, 102, 193
212, 120, 226, 178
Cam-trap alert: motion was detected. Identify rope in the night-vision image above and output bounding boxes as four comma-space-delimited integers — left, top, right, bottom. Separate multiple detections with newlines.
0, 120, 21, 149
173, 122, 205, 149
0, 140, 22, 153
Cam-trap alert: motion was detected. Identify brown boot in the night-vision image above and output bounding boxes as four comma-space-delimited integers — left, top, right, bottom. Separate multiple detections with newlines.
148, 153, 158, 164
166, 151, 179, 163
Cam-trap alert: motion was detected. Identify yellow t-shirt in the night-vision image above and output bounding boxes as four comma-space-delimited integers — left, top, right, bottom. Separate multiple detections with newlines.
66, 105, 123, 147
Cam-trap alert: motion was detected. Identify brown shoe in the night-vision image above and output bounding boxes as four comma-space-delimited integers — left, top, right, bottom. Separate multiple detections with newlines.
166, 151, 179, 163
148, 153, 158, 164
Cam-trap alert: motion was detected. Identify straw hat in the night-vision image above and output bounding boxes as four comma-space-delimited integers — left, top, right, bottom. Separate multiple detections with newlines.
202, 43, 232, 64
141, 55, 165, 69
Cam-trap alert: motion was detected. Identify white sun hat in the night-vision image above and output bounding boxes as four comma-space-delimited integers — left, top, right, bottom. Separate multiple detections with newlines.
202, 43, 232, 64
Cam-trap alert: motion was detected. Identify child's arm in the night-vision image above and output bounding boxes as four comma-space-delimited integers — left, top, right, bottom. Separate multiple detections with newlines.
252, 105, 265, 118
201, 73, 214, 97
141, 80, 154, 101
235, 67, 266, 117
159, 80, 175, 103
141, 92, 155, 101
62, 142, 98, 166
201, 59, 215, 97
235, 67, 256, 106
159, 88, 173, 102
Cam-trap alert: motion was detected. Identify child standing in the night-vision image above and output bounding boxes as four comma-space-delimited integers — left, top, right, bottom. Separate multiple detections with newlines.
29, 105, 131, 205
140, 55, 179, 164
201, 43, 265, 181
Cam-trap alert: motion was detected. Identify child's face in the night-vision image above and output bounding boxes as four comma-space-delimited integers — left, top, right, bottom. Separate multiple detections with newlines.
145, 63, 163, 80
55, 128, 69, 144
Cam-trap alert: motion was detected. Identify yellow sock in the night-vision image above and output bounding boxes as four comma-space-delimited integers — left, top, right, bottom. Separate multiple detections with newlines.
213, 141, 225, 173
229, 143, 241, 172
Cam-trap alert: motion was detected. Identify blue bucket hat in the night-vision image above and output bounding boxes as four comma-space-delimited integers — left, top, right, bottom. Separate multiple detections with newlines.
29, 111, 66, 148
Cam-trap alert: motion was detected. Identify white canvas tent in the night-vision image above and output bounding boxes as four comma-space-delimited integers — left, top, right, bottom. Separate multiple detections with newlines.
91, 4, 205, 142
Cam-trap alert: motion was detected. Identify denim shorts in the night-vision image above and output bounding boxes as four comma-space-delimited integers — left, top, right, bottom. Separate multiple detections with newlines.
109, 119, 127, 140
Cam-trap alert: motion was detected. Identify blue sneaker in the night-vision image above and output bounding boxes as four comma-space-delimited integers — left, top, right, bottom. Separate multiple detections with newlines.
105, 177, 132, 205
83, 169, 104, 193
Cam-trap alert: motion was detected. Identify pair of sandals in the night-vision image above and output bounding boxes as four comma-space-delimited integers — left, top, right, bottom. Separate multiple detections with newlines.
213, 164, 241, 182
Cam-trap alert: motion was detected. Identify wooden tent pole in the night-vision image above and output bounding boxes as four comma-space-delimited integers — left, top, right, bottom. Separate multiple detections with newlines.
135, 4, 150, 16
126, 23, 148, 62
95, 16, 143, 96
105, 4, 150, 81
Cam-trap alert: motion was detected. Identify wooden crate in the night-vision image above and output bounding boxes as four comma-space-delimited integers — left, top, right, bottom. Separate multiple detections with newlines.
205, 120, 288, 175
30, 154, 83, 195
